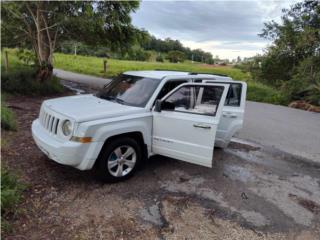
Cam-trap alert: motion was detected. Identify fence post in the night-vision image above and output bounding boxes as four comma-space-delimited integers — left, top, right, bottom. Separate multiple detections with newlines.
103, 60, 107, 75
4, 50, 9, 72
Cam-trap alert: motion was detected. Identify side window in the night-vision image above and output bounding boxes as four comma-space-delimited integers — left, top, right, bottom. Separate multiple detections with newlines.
164, 85, 224, 116
156, 80, 188, 100
225, 84, 242, 106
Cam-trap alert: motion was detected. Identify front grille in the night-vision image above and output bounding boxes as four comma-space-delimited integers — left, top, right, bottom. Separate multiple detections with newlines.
39, 109, 60, 135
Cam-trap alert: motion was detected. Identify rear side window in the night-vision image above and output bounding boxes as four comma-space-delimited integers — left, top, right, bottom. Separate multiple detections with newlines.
201, 81, 242, 107
225, 83, 242, 107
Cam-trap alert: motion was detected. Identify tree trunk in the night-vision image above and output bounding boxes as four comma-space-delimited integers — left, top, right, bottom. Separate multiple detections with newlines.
37, 2, 54, 82
26, 1, 55, 82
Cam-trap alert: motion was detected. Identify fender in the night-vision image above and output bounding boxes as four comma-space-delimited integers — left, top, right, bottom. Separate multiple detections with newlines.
76, 112, 153, 170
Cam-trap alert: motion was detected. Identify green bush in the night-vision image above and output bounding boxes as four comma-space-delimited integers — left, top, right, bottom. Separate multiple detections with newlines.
287, 56, 320, 105
247, 81, 289, 105
156, 55, 164, 62
1, 168, 25, 212
1, 168, 26, 232
166, 50, 186, 63
1, 68, 64, 95
1, 103, 17, 131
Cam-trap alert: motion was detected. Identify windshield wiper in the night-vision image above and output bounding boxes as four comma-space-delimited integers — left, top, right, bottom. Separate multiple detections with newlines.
99, 95, 116, 101
115, 98, 127, 105
98, 94, 128, 105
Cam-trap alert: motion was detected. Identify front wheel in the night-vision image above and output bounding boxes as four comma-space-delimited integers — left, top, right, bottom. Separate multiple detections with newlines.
95, 137, 142, 183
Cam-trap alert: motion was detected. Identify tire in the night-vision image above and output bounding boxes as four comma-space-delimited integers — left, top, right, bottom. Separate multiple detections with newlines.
94, 137, 142, 183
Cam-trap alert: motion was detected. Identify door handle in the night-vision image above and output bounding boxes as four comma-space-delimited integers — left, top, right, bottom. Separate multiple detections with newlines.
193, 124, 211, 129
222, 112, 237, 118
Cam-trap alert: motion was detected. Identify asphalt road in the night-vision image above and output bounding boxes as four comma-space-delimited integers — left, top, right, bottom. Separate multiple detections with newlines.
236, 101, 320, 164
53, 68, 320, 164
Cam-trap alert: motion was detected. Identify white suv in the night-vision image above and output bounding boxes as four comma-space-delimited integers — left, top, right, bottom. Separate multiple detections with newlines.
32, 70, 247, 182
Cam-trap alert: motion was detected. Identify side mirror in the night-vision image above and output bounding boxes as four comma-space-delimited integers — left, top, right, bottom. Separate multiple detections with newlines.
162, 101, 175, 111
154, 100, 162, 112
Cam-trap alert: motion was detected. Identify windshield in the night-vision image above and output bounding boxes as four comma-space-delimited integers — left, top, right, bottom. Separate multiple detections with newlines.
96, 74, 160, 107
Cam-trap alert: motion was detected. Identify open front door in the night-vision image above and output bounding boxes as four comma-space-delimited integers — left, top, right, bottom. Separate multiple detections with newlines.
152, 83, 229, 167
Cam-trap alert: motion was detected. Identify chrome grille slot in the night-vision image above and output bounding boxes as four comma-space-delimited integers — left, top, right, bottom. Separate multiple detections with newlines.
54, 119, 60, 134
46, 115, 51, 129
49, 116, 54, 132
39, 108, 60, 135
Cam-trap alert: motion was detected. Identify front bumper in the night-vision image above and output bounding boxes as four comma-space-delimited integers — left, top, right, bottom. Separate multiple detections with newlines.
32, 119, 103, 170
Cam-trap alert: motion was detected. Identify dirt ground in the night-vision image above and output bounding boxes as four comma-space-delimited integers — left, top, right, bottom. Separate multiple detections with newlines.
2, 93, 320, 240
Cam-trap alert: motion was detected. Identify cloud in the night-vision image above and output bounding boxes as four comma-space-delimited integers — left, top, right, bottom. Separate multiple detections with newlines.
180, 39, 268, 59
132, 0, 296, 59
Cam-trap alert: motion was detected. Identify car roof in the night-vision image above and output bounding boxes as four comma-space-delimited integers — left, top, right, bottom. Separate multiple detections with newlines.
123, 70, 233, 81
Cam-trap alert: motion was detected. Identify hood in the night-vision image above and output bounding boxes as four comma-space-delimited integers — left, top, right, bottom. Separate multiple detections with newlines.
44, 94, 145, 122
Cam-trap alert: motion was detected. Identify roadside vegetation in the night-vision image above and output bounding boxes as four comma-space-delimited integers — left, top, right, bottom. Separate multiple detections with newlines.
236, 1, 320, 107
53, 52, 247, 79
1, 95, 17, 131
1, 49, 63, 96
1, 168, 26, 233
1, 95, 25, 234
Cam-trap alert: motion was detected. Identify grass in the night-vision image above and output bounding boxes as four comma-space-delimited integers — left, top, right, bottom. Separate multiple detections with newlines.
1, 49, 64, 96
247, 81, 288, 105
1, 104, 17, 131
1, 167, 26, 233
2, 68, 64, 95
1, 94, 17, 131
54, 53, 249, 80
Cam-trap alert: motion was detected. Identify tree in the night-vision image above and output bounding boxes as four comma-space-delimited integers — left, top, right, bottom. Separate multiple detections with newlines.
1, 1, 139, 81
253, 0, 320, 104
166, 50, 186, 63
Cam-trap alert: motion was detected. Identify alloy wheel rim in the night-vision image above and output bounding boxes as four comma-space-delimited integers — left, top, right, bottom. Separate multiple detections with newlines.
107, 145, 136, 177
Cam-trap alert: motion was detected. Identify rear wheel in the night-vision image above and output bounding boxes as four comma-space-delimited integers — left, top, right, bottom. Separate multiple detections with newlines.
95, 137, 142, 183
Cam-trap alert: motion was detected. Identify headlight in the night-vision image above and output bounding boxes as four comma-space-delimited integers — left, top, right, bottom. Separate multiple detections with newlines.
62, 120, 73, 136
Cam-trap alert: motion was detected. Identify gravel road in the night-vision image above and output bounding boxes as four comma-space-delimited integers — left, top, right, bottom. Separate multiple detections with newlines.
54, 68, 320, 164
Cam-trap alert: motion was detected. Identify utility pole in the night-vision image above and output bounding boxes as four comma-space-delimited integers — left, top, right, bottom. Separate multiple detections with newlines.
74, 44, 77, 56
192, 54, 194, 63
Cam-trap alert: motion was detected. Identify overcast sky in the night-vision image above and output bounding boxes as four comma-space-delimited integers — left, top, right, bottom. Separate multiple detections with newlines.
131, 0, 298, 60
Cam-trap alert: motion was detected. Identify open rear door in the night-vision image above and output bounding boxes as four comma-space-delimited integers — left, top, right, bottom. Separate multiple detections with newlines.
152, 83, 229, 167
203, 80, 247, 147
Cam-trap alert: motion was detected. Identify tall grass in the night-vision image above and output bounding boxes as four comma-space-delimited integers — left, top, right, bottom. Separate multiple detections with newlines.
1, 167, 26, 233
1, 49, 64, 95
1, 94, 17, 131
54, 53, 248, 80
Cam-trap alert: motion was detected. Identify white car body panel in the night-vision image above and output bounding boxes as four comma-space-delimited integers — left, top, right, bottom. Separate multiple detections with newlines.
31, 71, 247, 170
152, 83, 229, 167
